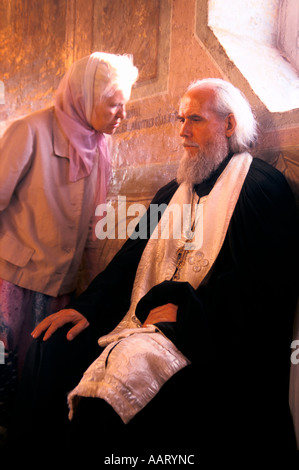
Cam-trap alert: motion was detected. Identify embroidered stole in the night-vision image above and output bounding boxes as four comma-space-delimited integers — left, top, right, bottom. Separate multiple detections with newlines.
68, 152, 253, 424
98, 152, 253, 344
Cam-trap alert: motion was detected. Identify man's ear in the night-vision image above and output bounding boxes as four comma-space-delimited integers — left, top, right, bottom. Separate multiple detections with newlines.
225, 113, 236, 137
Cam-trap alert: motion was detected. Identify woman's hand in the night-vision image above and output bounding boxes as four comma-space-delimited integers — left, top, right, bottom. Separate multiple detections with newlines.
31, 309, 90, 341
142, 303, 178, 327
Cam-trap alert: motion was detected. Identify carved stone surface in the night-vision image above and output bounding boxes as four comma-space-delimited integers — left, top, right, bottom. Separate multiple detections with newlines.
93, 0, 160, 83
1, 0, 298, 278
0, 0, 67, 125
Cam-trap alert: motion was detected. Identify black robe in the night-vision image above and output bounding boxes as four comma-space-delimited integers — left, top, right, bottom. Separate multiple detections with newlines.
8, 157, 299, 459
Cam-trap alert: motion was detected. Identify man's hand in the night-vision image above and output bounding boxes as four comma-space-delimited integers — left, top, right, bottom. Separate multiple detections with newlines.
31, 309, 90, 341
142, 303, 178, 327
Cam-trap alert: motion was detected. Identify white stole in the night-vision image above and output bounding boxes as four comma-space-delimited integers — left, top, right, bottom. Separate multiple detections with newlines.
98, 151, 253, 344
68, 152, 252, 424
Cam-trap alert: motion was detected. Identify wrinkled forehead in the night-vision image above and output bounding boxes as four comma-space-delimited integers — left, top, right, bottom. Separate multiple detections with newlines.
179, 86, 217, 116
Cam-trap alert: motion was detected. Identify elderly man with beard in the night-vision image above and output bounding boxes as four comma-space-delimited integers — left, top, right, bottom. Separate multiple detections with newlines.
10, 79, 299, 456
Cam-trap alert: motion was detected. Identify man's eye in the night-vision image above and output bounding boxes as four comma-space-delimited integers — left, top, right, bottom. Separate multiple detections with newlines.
190, 116, 203, 122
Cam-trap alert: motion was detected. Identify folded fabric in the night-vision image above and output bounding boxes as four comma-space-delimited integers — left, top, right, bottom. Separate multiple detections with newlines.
68, 328, 190, 424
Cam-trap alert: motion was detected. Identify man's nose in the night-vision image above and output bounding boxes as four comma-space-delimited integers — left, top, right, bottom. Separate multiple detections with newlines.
180, 119, 192, 137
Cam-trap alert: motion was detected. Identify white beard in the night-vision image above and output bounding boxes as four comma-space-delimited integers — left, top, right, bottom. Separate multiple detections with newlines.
176, 135, 229, 185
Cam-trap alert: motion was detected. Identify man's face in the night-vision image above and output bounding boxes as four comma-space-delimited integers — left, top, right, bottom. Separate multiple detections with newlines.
177, 86, 232, 185
178, 86, 227, 156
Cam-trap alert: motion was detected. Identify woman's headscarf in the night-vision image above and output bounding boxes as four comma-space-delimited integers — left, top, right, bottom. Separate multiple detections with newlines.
54, 52, 138, 239
54, 53, 115, 217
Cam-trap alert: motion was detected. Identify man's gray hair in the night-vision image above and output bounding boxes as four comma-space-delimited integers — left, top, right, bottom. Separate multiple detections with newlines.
187, 78, 258, 153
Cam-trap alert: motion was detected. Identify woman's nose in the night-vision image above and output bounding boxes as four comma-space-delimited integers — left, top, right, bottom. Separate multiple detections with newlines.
117, 105, 126, 120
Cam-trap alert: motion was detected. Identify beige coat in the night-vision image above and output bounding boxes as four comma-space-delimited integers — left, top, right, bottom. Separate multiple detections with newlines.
0, 107, 99, 296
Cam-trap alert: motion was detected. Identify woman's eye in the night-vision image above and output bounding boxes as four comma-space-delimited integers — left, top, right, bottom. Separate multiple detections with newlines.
111, 103, 122, 109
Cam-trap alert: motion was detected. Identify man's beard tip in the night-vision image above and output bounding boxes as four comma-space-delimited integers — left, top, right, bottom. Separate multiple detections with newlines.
176, 138, 228, 185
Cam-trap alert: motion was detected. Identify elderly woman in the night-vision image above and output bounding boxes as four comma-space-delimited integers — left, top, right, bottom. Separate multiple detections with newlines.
0, 52, 138, 432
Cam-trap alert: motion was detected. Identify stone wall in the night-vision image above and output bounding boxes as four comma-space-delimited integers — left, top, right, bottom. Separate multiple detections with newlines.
1, 0, 299, 281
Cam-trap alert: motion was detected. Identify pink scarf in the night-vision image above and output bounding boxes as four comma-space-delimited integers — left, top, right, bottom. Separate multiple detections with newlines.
54, 54, 111, 220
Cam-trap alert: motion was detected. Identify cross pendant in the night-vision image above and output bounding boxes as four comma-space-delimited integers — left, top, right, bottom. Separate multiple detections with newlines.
172, 245, 190, 281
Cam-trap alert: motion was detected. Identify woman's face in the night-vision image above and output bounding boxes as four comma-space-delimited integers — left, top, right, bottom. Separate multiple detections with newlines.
90, 89, 127, 134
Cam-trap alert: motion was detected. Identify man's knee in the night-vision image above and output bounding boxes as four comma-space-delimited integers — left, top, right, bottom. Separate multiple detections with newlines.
22, 324, 101, 394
